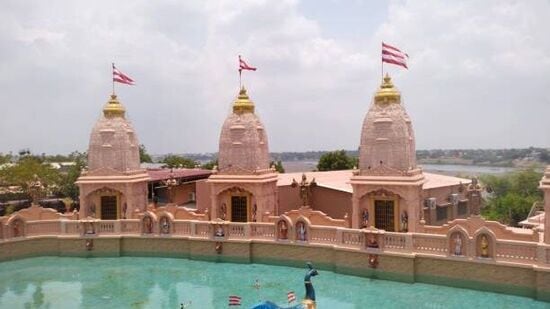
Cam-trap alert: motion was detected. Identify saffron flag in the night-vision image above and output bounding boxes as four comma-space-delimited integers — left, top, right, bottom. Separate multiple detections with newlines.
239, 55, 257, 72
229, 295, 242, 306
287, 291, 296, 303
382, 42, 408, 69
112, 64, 135, 85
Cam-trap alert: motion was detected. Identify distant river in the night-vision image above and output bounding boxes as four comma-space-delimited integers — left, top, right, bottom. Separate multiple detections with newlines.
282, 161, 518, 176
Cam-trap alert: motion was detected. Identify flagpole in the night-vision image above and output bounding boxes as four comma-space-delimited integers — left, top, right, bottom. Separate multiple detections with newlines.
239, 69, 242, 89
112, 63, 115, 95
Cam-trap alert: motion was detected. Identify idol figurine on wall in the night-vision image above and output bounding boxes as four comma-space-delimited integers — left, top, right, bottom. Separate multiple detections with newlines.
296, 221, 307, 241
215, 224, 225, 237
453, 233, 463, 256
278, 220, 288, 240
361, 208, 369, 228
400, 211, 408, 232
220, 203, 227, 221
160, 216, 170, 234
480, 234, 490, 258
143, 216, 153, 234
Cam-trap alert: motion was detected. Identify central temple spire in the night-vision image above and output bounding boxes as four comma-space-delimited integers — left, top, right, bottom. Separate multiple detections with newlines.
232, 86, 255, 114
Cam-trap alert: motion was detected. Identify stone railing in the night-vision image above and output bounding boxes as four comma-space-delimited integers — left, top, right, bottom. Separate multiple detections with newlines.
0, 218, 548, 267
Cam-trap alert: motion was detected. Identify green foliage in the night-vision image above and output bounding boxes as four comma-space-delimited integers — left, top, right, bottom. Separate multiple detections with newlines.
201, 159, 218, 170
480, 168, 543, 226
0, 153, 12, 165
58, 156, 86, 200
139, 144, 153, 163
0, 156, 61, 190
270, 160, 285, 173
161, 155, 197, 168
317, 150, 358, 171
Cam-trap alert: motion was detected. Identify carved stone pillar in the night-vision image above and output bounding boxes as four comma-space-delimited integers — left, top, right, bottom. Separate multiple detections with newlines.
351, 195, 360, 229
540, 167, 550, 244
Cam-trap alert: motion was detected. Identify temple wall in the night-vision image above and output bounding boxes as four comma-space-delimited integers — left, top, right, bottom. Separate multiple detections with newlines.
195, 180, 211, 212
311, 187, 351, 220
1, 236, 549, 301
277, 185, 302, 214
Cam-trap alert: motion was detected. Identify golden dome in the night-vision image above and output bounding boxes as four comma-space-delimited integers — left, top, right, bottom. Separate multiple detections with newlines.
103, 94, 126, 118
233, 86, 255, 114
374, 73, 401, 104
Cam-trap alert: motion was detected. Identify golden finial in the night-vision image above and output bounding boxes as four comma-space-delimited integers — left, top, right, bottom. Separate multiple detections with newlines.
103, 94, 126, 118
374, 73, 401, 104
233, 85, 255, 114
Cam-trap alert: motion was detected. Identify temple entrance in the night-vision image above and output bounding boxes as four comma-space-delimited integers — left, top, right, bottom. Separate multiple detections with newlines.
100, 196, 117, 220
374, 200, 395, 231
231, 196, 248, 222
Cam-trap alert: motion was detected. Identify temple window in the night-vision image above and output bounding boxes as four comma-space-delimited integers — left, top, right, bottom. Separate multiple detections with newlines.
457, 201, 468, 216
374, 200, 395, 231
436, 205, 448, 221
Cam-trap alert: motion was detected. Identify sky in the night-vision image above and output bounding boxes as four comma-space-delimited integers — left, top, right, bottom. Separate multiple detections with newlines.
1, 0, 549, 155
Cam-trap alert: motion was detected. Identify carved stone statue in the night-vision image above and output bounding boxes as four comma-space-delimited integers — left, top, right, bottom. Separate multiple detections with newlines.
361, 208, 369, 228
453, 233, 463, 256
219, 203, 227, 220
143, 216, 153, 234
400, 210, 408, 232
215, 224, 225, 237
89, 203, 96, 218
122, 203, 128, 219
467, 177, 483, 216
291, 174, 317, 207
367, 233, 379, 248
480, 235, 489, 257
278, 220, 288, 240
160, 216, 170, 234
296, 222, 307, 241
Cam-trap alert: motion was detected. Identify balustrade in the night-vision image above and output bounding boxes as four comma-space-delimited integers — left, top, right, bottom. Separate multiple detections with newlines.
496, 241, 537, 262
0, 218, 548, 269
309, 226, 337, 244
26, 220, 61, 236
384, 233, 407, 251
412, 234, 447, 254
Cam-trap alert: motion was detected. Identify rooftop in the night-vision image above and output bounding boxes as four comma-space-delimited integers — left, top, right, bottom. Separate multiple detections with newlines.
147, 168, 212, 182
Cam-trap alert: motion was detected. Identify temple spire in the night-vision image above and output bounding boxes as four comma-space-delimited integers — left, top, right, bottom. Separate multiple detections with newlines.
103, 93, 126, 118
374, 73, 401, 104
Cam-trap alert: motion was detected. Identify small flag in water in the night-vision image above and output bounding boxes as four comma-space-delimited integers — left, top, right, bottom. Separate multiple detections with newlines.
112, 63, 135, 85
382, 42, 408, 69
287, 291, 296, 303
239, 55, 257, 72
229, 295, 242, 306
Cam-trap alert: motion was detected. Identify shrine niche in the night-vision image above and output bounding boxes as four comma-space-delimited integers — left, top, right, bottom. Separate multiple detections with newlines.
8, 217, 25, 238
276, 216, 292, 241
295, 218, 309, 242
215, 186, 254, 223
448, 226, 469, 257
141, 213, 156, 234
158, 213, 173, 235
474, 229, 495, 259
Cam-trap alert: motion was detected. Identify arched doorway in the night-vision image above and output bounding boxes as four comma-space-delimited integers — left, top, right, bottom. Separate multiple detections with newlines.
217, 187, 253, 222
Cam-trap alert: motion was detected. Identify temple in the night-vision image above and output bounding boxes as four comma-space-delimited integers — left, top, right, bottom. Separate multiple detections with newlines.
2, 73, 550, 302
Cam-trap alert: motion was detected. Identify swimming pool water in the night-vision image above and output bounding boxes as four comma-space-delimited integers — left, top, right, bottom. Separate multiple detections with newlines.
0, 257, 547, 308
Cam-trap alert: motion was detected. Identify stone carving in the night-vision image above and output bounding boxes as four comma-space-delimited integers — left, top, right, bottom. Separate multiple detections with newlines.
215, 224, 225, 237
160, 216, 170, 234
89, 203, 96, 218
143, 216, 153, 234
480, 234, 490, 258
85, 239, 94, 251
400, 210, 408, 232
122, 203, 128, 219
291, 174, 317, 207
361, 208, 369, 228
363, 163, 406, 176
11, 219, 23, 238
252, 203, 257, 222
296, 221, 307, 241
215, 242, 223, 254
278, 220, 288, 240
453, 233, 463, 256
467, 177, 483, 216
366, 233, 379, 249
219, 203, 227, 220
84, 221, 95, 235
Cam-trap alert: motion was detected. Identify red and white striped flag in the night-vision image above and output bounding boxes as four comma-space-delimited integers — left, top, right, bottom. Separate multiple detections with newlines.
382, 42, 408, 69
239, 55, 257, 72
287, 291, 296, 303
112, 63, 135, 85
228, 295, 242, 306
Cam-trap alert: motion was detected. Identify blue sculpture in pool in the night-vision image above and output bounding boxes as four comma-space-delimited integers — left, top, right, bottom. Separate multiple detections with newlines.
250, 262, 318, 309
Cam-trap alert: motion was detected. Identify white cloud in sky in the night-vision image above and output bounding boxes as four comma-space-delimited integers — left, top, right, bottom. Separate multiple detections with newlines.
0, 0, 549, 155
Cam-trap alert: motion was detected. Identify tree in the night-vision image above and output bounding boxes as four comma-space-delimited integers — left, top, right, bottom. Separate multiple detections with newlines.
270, 160, 285, 173
480, 168, 543, 226
0, 156, 61, 194
59, 155, 86, 201
139, 144, 153, 163
317, 150, 357, 171
161, 155, 197, 168
0, 153, 12, 165
201, 159, 218, 170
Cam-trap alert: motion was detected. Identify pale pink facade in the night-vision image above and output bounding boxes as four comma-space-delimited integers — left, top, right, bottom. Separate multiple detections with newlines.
76, 94, 149, 219
207, 87, 278, 222
540, 166, 550, 244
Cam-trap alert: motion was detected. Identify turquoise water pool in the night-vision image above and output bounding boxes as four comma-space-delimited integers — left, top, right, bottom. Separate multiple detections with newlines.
0, 257, 547, 308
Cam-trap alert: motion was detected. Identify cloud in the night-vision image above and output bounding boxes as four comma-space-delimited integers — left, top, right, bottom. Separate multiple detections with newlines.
0, 0, 549, 156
